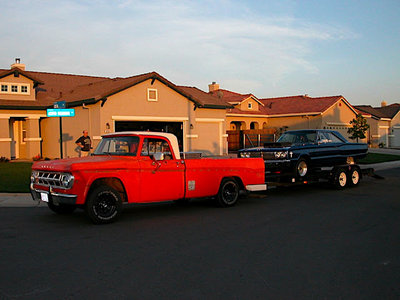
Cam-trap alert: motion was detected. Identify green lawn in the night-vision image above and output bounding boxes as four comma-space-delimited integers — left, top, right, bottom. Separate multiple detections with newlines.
358, 153, 400, 164
0, 162, 33, 193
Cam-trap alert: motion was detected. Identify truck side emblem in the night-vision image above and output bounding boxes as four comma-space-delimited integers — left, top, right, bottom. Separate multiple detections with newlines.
188, 180, 195, 191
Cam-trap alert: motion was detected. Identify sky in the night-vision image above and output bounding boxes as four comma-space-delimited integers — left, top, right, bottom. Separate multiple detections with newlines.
1, 0, 399, 106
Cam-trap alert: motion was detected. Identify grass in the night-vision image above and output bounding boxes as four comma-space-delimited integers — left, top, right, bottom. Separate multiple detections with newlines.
358, 153, 400, 164
0, 153, 400, 193
0, 162, 33, 193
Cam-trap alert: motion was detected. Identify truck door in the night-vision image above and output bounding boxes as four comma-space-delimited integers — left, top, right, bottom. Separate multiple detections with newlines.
138, 137, 185, 202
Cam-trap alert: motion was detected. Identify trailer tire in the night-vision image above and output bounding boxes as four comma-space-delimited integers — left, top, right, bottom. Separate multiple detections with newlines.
85, 186, 122, 224
348, 166, 361, 187
216, 178, 239, 207
48, 201, 76, 214
296, 158, 309, 178
332, 167, 348, 189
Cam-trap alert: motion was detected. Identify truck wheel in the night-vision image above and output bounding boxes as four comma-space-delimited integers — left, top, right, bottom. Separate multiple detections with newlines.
332, 168, 348, 189
296, 158, 308, 178
85, 186, 122, 224
348, 166, 361, 187
216, 178, 239, 207
47, 201, 76, 214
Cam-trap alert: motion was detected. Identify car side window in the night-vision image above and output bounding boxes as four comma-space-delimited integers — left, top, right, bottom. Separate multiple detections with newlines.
318, 132, 330, 143
326, 132, 343, 143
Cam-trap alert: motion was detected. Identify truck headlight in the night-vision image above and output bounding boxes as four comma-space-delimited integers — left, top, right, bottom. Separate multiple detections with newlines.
61, 173, 74, 189
30, 170, 39, 184
274, 151, 288, 159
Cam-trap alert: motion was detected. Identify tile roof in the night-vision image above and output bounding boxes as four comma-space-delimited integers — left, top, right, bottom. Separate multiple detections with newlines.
0, 69, 230, 109
354, 104, 400, 119
210, 89, 254, 104
225, 93, 349, 116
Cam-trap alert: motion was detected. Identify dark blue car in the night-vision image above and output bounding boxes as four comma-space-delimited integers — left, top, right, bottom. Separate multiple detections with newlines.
238, 129, 368, 181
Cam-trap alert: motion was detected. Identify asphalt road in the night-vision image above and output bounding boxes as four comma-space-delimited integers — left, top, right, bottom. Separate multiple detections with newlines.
1, 168, 400, 300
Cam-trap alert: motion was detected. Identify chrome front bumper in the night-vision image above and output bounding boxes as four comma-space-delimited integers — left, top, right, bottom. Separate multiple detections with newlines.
30, 184, 77, 205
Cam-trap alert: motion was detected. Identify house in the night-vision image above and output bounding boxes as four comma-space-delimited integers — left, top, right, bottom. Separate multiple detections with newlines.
355, 102, 400, 147
0, 59, 231, 160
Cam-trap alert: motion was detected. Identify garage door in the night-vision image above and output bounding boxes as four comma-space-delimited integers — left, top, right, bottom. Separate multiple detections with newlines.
115, 121, 183, 151
391, 127, 400, 147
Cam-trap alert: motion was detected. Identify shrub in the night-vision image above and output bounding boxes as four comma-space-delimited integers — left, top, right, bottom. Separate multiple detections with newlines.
0, 156, 10, 163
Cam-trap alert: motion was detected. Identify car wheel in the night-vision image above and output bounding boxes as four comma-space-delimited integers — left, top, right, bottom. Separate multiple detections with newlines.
85, 186, 122, 224
47, 201, 76, 214
347, 166, 361, 187
296, 158, 308, 178
216, 178, 239, 207
332, 168, 348, 189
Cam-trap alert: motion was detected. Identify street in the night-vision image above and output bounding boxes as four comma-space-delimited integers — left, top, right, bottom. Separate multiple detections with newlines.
1, 168, 400, 299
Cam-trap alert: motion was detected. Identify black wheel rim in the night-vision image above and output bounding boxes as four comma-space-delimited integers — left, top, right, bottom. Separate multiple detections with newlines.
222, 182, 238, 204
93, 191, 117, 219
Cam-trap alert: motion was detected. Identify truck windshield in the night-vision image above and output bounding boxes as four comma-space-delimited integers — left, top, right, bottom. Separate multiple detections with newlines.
277, 131, 317, 144
94, 136, 140, 156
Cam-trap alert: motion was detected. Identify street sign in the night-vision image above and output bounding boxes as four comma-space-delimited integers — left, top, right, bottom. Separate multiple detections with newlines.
54, 101, 66, 109
47, 108, 75, 117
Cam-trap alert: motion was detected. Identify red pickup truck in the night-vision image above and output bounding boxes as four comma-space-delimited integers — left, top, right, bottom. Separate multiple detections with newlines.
31, 132, 266, 224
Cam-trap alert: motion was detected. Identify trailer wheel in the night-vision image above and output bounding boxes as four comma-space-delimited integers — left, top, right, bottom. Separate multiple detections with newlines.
296, 158, 308, 178
48, 201, 76, 214
85, 186, 122, 224
348, 166, 361, 187
332, 168, 348, 189
216, 178, 239, 207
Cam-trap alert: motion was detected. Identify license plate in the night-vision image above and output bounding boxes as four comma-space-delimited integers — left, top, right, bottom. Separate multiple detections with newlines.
40, 193, 49, 202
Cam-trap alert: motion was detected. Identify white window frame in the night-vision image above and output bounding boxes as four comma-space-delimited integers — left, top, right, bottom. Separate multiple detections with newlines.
248, 102, 253, 109
11, 85, 18, 93
0, 82, 31, 95
147, 88, 158, 102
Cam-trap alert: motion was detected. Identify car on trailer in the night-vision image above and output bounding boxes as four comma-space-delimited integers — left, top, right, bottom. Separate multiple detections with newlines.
238, 129, 369, 188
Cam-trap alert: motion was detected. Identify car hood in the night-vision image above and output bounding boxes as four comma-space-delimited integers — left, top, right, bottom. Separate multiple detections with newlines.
32, 156, 137, 172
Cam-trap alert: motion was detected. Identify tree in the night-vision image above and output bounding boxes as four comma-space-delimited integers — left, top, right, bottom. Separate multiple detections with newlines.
347, 113, 370, 142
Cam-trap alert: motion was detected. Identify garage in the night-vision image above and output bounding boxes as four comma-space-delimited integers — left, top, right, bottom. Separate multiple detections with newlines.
115, 121, 183, 151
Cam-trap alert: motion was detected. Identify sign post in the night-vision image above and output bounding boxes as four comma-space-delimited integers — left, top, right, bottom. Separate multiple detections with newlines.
47, 101, 75, 159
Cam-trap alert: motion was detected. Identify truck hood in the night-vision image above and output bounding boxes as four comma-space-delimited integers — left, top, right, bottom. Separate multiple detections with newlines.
32, 156, 136, 172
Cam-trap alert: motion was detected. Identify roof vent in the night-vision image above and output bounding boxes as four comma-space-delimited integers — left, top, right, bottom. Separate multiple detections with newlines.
11, 58, 26, 71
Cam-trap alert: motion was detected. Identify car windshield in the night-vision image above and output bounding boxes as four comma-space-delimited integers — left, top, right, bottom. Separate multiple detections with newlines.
277, 131, 317, 144
94, 136, 139, 156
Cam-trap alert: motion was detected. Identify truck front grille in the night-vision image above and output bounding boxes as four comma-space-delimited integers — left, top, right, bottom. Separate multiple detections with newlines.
36, 172, 65, 188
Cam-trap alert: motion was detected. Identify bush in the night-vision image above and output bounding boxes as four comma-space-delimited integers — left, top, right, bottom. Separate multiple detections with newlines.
32, 154, 42, 161
0, 156, 10, 163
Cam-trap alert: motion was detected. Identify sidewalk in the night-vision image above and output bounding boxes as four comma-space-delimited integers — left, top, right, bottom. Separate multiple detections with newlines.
1, 160, 400, 208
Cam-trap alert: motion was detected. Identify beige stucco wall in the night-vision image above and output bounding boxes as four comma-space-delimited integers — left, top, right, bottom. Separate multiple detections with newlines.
226, 115, 268, 131
266, 114, 322, 131
390, 111, 400, 147
0, 74, 35, 101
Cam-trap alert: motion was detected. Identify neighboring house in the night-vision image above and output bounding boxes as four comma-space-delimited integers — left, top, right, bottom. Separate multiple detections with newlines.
208, 82, 361, 145
0, 60, 230, 160
355, 102, 400, 147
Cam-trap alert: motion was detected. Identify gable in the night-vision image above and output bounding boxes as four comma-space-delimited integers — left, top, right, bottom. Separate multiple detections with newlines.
0, 73, 36, 101
239, 97, 260, 111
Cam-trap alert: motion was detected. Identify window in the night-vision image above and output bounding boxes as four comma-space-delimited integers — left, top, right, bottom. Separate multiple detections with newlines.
0, 82, 31, 95
21, 85, 28, 93
11, 85, 18, 93
248, 102, 253, 109
147, 88, 158, 101
141, 138, 172, 159
1, 84, 8, 92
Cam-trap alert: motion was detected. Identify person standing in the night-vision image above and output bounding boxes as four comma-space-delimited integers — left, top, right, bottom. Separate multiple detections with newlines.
75, 130, 92, 157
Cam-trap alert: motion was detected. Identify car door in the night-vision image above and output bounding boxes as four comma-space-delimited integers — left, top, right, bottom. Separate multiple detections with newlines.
138, 137, 185, 202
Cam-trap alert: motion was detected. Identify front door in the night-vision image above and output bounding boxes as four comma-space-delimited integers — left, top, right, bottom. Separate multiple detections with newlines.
138, 137, 185, 202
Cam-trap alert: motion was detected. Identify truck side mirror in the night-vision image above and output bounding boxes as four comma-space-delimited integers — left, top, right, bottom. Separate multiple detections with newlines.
152, 152, 165, 161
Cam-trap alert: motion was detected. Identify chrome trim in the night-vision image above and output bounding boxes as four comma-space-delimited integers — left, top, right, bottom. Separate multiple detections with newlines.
30, 184, 77, 199
246, 184, 267, 191
264, 159, 291, 163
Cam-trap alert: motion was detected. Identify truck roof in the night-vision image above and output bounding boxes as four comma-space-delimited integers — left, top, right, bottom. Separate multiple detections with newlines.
101, 131, 181, 159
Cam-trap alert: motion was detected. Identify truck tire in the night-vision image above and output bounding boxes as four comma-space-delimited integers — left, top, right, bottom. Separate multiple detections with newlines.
348, 166, 361, 187
48, 201, 76, 214
216, 178, 239, 207
332, 167, 348, 189
85, 186, 122, 224
296, 158, 308, 178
